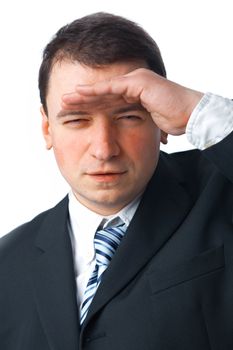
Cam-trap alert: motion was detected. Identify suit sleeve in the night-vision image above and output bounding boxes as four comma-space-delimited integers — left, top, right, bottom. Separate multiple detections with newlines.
203, 129, 233, 183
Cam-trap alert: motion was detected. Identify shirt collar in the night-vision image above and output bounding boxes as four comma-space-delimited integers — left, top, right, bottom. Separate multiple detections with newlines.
69, 190, 141, 228
68, 191, 141, 266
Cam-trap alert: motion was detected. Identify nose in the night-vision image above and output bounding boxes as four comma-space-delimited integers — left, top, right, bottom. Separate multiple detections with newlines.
89, 120, 120, 161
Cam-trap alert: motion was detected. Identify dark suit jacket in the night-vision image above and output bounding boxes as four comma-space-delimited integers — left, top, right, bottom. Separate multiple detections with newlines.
1, 131, 233, 350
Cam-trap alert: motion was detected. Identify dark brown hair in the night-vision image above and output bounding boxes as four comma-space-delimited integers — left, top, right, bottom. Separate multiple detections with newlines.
38, 12, 166, 114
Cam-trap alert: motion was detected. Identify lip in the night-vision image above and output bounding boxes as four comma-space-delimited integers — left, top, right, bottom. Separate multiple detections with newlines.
86, 171, 127, 182
87, 171, 126, 175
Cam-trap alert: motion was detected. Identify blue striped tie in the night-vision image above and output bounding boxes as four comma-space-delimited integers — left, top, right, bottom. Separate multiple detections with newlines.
80, 218, 127, 325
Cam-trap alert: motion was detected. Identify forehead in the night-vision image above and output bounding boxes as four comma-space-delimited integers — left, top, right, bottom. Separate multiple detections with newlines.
48, 59, 142, 94
46, 60, 145, 116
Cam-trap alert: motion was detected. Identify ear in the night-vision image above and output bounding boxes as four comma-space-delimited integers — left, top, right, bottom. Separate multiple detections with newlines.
40, 106, 53, 150
160, 131, 168, 145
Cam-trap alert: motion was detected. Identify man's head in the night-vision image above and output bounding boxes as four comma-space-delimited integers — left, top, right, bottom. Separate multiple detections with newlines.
39, 13, 166, 215
39, 12, 166, 115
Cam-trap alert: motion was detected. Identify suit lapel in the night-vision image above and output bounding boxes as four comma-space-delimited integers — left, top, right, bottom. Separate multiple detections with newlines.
83, 153, 192, 327
32, 197, 80, 350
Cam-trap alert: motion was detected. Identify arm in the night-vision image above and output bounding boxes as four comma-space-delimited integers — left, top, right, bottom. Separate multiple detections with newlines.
187, 93, 233, 182
62, 68, 233, 181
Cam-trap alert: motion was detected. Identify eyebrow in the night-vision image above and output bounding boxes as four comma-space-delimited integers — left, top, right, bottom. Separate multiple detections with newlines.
110, 103, 145, 115
56, 110, 89, 119
56, 103, 145, 119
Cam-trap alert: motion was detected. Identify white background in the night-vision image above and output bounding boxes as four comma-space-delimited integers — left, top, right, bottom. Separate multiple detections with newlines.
0, 0, 232, 236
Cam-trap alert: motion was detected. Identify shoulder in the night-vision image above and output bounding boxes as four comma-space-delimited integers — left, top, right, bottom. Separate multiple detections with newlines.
0, 196, 68, 263
160, 148, 213, 180
158, 148, 227, 200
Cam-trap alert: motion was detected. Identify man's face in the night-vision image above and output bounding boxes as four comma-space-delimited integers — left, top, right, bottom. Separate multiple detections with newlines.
41, 60, 162, 215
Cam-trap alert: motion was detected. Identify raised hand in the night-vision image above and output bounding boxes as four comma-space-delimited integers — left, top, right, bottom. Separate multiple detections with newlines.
62, 68, 204, 135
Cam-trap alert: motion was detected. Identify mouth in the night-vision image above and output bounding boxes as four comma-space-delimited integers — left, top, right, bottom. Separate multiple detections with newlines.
86, 171, 127, 182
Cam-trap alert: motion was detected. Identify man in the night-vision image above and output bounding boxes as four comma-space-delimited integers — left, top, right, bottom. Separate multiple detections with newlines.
0, 12, 233, 350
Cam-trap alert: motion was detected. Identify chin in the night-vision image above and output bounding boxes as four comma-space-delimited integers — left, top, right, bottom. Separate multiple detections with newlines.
83, 191, 132, 214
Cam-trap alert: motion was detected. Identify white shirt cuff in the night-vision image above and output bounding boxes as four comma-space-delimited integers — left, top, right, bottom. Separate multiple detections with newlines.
186, 92, 233, 150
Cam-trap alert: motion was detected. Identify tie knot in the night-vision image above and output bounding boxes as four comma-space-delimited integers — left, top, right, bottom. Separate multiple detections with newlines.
94, 218, 127, 267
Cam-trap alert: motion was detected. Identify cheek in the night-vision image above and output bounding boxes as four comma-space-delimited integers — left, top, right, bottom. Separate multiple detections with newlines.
125, 128, 160, 161
52, 135, 81, 170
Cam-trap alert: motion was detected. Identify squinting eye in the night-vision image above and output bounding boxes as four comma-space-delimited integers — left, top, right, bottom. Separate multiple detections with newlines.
116, 115, 144, 125
64, 118, 89, 124
119, 115, 142, 120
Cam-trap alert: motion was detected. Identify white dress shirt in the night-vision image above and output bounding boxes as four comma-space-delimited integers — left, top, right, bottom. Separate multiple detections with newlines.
68, 92, 233, 310
68, 192, 141, 309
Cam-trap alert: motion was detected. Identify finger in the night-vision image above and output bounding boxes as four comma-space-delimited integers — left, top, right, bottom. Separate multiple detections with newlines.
62, 92, 105, 106
75, 76, 129, 97
61, 93, 126, 110
66, 75, 142, 103
61, 80, 125, 106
